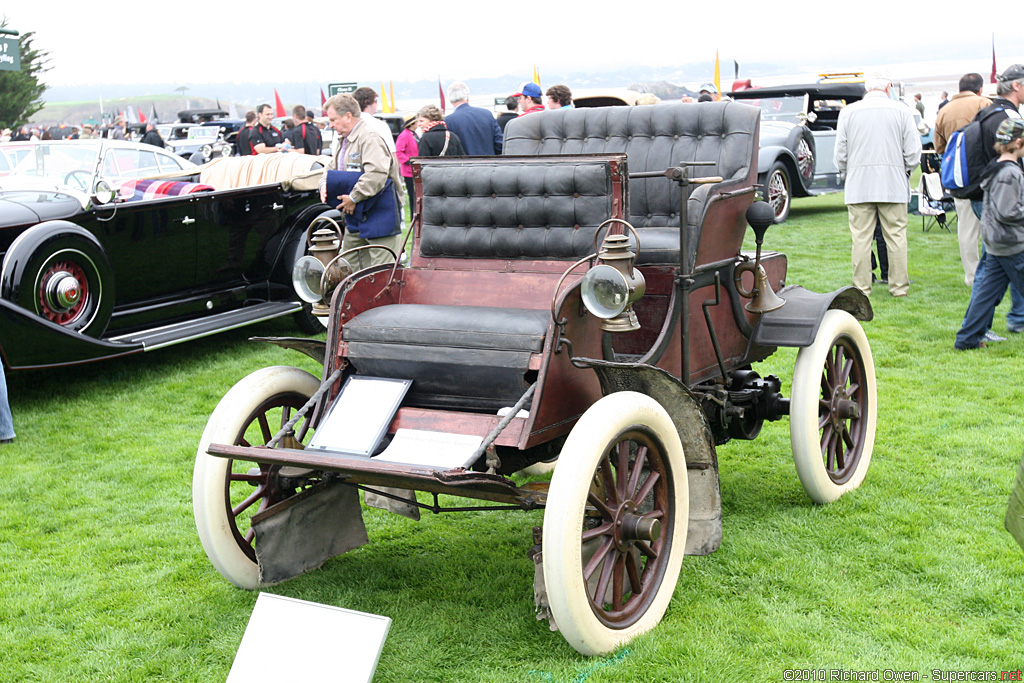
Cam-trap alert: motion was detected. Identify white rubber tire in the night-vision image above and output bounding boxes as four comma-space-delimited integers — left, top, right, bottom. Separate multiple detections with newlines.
193, 365, 320, 589
542, 391, 688, 656
790, 310, 876, 504
520, 458, 558, 476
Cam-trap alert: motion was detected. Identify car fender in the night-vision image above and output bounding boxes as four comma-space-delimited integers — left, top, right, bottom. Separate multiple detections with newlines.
0, 220, 110, 303
0, 297, 142, 370
756, 145, 797, 175
567, 357, 722, 557
749, 285, 873, 348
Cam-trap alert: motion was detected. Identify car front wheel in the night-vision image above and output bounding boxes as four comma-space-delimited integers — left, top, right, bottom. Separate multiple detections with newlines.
542, 391, 688, 655
1, 232, 114, 337
763, 162, 792, 223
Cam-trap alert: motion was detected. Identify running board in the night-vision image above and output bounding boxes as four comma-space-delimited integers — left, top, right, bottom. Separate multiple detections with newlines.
106, 301, 302, 350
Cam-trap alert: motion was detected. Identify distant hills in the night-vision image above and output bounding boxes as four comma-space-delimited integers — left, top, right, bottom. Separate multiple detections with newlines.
30, 62, 794, 125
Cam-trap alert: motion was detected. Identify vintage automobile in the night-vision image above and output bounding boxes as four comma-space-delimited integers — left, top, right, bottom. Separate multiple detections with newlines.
193, 103, 876, 656
0, 141, 339, 370
201, 118, 245, 154
726, 82, 866, 223
163, 125, 234, 163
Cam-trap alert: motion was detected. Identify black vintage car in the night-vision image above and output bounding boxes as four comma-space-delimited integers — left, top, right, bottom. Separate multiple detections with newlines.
727, 82, 867, 222
0, 140, 338, 370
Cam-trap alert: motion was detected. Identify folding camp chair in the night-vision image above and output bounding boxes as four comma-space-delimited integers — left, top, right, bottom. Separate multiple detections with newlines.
917, 172, 957, 233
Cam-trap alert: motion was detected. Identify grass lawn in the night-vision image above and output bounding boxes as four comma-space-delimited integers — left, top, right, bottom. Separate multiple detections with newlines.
1, 188, 1023, 682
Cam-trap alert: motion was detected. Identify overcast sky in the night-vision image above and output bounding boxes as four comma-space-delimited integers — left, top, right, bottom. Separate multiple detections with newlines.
4, 3, 1022, 89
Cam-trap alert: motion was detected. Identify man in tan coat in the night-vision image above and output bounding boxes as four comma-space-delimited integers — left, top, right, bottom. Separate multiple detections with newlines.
321, 93, 404, 269
934, 73, 992, 286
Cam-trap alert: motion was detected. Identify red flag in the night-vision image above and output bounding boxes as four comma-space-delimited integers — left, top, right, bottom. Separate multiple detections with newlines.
991, 35, 998, 83
320, 87, 327, 113
438, 76, 446, 113
274, 89, 286, 118
138, 106, 147, 124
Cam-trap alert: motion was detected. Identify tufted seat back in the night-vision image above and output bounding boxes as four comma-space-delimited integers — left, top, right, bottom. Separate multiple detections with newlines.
503, 103, 759, 268
416, 155, 624, 260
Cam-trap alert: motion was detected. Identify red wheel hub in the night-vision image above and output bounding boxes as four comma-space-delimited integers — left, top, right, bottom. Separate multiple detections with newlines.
39, 260, 88, 325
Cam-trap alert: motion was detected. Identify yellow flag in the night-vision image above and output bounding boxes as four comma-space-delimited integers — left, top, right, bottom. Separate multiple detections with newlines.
380, 81, 390, 113
713, 50, 721, 101
389, 81, 396, 113
533, 65, 540, 87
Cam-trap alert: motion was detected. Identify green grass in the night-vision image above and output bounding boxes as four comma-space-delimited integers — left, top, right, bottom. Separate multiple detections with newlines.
2, 189, 1023, 682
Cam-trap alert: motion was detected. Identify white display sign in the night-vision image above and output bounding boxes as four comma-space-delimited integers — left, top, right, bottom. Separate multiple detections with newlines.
227, 593, 390, 683
306, 376, 411, 455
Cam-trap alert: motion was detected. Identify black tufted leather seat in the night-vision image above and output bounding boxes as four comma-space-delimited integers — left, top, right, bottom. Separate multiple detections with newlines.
504, 102, 759, 267
418, 157, 616, 260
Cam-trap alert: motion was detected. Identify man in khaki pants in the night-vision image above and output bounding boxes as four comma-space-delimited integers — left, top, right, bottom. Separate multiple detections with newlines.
835, 73, 922, 297
934, 73, 991, 287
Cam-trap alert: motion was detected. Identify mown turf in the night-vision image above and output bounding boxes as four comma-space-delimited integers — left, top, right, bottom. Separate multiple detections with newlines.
1, 188, 1022, 682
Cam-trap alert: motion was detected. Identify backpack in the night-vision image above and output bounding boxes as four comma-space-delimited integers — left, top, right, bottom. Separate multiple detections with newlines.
941, 105, 1018, 198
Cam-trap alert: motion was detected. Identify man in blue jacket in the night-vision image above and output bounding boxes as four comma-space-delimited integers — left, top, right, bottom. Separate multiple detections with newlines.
444, 81, 503, 156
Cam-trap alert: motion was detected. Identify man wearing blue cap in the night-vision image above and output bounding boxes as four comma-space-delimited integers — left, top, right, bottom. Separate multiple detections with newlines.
514, 83, 546, 116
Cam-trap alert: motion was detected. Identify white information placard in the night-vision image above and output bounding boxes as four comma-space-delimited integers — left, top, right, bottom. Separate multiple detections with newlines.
372, 429, 483, 469
306, 376, 411, 455
227, 592, 390, 683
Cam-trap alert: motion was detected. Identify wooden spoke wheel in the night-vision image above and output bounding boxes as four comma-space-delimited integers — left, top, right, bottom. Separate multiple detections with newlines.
193, 366, 320, 589
790, 310, 876, 503
542, 392, 688, 655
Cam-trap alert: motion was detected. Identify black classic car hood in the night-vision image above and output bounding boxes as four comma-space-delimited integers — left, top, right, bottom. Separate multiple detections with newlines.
0, 191, 83, 228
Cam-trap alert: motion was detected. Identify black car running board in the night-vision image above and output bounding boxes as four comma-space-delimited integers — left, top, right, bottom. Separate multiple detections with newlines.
107, 301, 303, 350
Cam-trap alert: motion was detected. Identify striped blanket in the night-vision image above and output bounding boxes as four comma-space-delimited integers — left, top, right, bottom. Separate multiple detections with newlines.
114, 179, 215, 202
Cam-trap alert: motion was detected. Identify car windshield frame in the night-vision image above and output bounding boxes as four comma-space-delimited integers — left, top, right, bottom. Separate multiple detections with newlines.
740, 95, 809, 124
4, 142, 101, 188
187, 126, 219, 140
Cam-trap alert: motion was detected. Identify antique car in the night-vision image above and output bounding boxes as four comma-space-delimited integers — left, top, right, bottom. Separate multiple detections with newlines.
726, 82, 866, 223
201, 118, 246, 154
164, 125, 234, 163
0, 141, 339, 370
193, 102, 876, 656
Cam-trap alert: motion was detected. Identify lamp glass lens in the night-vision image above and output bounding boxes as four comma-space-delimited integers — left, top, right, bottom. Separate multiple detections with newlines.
581, 265, 629, 319
292, 255, 325, 303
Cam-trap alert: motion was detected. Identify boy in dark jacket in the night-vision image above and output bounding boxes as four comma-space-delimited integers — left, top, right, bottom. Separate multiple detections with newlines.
955, 118, 1024, 349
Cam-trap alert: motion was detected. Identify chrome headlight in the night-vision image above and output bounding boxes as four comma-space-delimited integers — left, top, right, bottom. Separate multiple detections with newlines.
200, 143, 213, 160
292, 255, 326, 304
580, 229, 645, 333
581, 265, 632, 319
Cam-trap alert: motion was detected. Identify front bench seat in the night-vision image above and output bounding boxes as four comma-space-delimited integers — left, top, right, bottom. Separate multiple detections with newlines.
344, 305, 550, 411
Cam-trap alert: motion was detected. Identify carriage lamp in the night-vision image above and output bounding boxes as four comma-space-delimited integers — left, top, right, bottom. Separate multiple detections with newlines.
291, 224, 347, 316
581, 233, 646, 333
